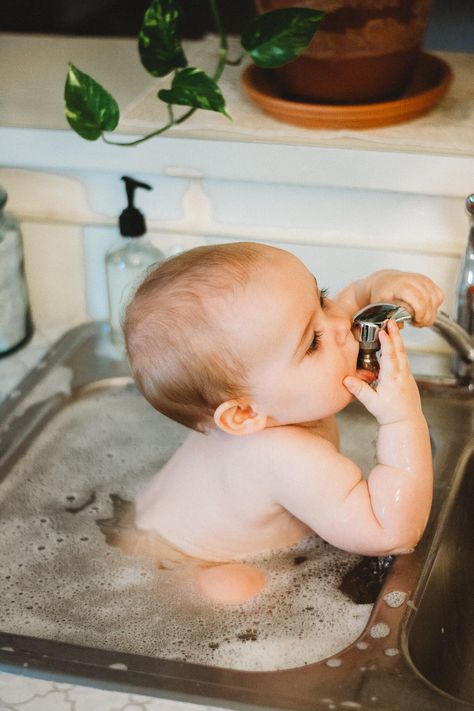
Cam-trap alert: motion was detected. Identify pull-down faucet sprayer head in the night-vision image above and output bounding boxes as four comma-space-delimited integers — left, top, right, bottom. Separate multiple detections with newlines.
352, 303, 412, 375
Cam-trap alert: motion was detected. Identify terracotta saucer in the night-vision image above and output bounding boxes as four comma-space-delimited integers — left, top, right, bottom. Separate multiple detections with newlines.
240, 53, 453, 130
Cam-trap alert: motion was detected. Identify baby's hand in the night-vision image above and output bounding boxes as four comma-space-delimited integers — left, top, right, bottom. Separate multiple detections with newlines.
367, 270, 443, 327
345, 320, 422, 425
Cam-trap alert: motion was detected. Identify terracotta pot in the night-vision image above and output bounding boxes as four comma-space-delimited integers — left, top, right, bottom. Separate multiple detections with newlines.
254, 0, 432, 104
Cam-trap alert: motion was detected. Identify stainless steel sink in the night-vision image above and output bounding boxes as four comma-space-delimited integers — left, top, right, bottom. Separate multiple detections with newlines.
405, 448, 474, 707
0, 322, 473, 711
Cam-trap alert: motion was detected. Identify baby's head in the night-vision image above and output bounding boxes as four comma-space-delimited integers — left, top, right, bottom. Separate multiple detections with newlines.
125, 242, 358, 434
124, 242, 269, 432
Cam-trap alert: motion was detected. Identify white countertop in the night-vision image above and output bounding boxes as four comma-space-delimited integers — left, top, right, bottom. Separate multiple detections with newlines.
1, 33, 473, 156
1, 34, 473, 196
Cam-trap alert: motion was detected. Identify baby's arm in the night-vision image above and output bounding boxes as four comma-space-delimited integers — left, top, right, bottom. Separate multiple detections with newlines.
269, 321, 433, 556
334, 269, 444, 326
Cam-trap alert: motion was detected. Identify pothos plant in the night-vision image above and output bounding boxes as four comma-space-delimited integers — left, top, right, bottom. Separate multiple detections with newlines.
64, 0, 323, 146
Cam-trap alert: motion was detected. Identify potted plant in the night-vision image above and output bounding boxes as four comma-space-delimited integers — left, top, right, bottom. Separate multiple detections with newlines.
254, 0, 433, 104
64, 0, 324, 146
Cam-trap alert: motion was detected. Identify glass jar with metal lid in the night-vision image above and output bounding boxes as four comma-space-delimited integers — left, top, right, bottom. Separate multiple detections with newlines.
0, 186, 33, 356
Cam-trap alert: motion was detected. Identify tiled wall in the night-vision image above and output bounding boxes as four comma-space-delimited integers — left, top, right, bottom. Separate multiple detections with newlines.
0, 166, 468, 356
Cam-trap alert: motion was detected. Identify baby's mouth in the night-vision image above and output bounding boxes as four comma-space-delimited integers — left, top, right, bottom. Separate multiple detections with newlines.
356, 368, 377, 384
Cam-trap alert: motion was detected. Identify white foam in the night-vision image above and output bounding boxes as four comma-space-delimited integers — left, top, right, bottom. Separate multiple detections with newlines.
370, 622, 391, 639
0, 385, 374, 671
383, 590, 407, 608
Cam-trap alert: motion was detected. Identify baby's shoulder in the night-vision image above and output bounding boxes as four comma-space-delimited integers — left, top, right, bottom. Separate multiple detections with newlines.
256, 425, 337, 462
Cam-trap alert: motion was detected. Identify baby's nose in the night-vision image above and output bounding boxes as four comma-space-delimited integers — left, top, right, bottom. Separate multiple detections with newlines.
334, 313, 352, 346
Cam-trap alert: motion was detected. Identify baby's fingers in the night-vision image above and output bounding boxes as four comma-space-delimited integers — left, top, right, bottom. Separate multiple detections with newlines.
401, 281, 444, 327
378, 324, 401, 375
344, 376, 377, 410
380, 321, 410, 381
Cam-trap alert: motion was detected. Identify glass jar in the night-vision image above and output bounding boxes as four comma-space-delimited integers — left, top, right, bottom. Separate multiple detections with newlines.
0, 186, 33, 356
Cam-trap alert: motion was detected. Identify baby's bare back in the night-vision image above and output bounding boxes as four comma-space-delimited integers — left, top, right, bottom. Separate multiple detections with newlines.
135, 427, 314, 562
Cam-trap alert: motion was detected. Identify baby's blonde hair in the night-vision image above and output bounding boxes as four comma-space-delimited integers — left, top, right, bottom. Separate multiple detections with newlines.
124, 242, 265, 432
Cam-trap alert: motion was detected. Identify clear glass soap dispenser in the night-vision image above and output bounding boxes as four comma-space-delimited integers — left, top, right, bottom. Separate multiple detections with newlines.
105, 176, 165, 345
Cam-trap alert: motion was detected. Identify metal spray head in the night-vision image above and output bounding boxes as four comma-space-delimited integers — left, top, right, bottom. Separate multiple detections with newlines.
352, 303, 412, 375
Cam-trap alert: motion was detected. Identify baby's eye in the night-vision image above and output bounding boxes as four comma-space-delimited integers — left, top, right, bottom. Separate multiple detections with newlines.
307, 331, 323, 354
319, 287, 328, 308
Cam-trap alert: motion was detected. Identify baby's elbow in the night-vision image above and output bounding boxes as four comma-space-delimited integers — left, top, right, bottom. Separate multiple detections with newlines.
382, 527, 424, 556
358, 523, 425, 557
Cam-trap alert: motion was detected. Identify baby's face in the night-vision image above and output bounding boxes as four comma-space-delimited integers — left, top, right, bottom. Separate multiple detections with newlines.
223, 247, 360, 425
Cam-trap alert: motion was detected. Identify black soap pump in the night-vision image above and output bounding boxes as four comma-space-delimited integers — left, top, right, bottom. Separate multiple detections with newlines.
105, 176, 165, 344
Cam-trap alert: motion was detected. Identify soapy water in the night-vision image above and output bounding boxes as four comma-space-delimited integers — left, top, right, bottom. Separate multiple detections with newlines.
0, 385, 373, 671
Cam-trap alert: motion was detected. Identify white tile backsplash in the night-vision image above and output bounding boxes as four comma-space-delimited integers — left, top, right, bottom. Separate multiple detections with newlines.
22, 221, 88, 331
204, 180, 467, 255
0, 164, 468, 358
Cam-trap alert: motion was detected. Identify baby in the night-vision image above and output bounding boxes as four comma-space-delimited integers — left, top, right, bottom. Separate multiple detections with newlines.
123, 242, 443, 604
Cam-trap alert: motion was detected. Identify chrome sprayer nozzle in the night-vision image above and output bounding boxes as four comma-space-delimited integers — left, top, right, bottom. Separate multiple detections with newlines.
352, 303, 412, 374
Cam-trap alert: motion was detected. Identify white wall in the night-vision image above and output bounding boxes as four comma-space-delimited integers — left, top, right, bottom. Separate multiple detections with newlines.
0, 166, 468, 360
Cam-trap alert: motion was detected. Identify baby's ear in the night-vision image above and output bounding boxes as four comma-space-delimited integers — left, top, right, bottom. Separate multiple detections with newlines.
214, 400, 267, 436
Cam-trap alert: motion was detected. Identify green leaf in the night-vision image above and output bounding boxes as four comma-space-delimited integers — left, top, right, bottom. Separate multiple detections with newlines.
241, 8, 324, 69
139, 0, 187, 77
158, 68, 230, 118
64, 63, 119, 141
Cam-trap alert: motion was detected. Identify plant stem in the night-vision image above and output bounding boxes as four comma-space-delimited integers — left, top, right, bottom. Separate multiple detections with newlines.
208, 0, 228, 82
103, 0, 230, 148
102, 107, 196, 147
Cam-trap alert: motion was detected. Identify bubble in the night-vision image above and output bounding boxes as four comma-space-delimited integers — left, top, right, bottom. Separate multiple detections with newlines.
383, 590, 407, 608
370, 623, 390, 638
326, 658, 342, 668
355, 641, 369, 650
383, 647, 399, 656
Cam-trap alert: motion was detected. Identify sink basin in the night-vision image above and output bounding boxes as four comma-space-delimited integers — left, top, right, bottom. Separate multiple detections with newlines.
0, 322, 472, 710
405, 449, 474, 706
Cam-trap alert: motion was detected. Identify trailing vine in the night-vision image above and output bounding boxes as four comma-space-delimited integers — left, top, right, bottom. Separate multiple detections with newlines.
64, 0, 323, 146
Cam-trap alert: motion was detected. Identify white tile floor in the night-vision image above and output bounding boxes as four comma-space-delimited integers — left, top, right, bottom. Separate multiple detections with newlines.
0, 671, 228, 711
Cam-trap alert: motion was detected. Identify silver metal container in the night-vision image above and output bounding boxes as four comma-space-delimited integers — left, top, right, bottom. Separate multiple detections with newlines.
0, 185, 33, 356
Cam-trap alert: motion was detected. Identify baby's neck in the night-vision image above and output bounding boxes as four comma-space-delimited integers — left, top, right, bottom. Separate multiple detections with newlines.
295, 416, 340, 449
208, 415, 340, 450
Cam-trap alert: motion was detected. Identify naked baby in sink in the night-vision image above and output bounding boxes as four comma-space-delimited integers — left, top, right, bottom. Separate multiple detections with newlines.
123, 242, 443, 604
